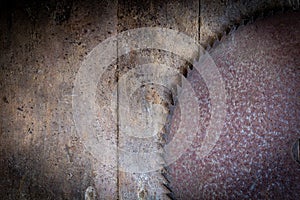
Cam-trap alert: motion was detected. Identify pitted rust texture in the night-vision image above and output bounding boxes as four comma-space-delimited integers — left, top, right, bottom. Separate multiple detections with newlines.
200, 0, 299, 47
0, 0, 299, 199
168, 11, 300, 199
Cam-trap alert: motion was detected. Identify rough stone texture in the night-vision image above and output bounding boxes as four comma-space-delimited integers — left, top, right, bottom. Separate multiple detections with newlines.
0, 0, 118, 199
168, 10, 300, 199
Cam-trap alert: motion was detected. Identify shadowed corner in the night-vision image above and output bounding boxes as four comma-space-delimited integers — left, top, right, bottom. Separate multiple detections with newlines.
0, 139, 96, 199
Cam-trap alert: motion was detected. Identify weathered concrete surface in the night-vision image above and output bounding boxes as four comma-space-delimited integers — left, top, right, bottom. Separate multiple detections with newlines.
117, 0, 198, 199
0, 0, 299, 199
0, 0, 118, 199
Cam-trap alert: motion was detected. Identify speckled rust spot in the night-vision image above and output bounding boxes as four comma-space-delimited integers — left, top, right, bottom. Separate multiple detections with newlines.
292, 139, 300, 164
168, 11, 300, 199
